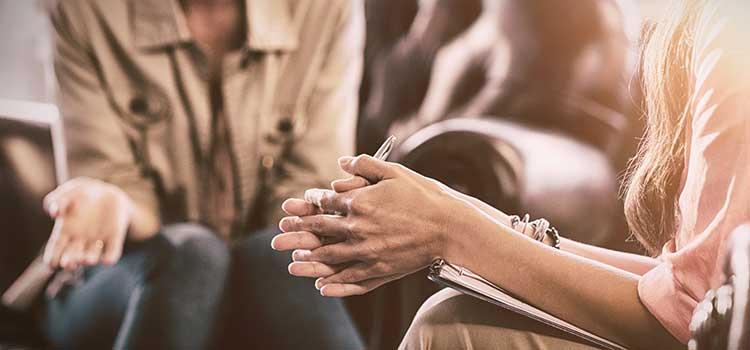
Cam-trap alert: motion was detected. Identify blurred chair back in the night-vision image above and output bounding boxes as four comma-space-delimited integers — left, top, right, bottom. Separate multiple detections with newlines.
359, 0, 641, 166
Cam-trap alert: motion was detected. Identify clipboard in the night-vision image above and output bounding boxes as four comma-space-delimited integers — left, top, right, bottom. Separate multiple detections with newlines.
428, 259, 628, 350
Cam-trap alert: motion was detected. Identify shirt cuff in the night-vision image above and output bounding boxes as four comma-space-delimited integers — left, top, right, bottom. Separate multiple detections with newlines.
638, 262, 699, 344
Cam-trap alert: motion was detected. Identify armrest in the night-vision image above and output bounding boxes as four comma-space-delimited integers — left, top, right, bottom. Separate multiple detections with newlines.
391, 117, 620, 246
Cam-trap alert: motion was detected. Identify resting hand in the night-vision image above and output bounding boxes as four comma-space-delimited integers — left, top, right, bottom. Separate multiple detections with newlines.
273, 155, 493, 297
42, 177, 133, 270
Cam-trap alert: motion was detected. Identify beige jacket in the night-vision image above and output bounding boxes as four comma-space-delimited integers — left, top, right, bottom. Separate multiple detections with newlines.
50, 0, 363, 237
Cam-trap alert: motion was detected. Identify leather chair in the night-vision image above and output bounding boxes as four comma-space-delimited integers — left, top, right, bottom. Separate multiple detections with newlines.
0, 119, 55, 349
690, 224, 750, 350
359, 0, 641, 166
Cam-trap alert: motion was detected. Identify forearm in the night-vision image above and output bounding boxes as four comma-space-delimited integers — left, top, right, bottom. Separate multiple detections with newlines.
560, 238, 659, 276
441, 218, 681, 350
443, 185, 660, 276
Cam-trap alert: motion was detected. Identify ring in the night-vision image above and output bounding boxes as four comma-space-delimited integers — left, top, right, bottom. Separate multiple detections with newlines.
93, 240, 105, 250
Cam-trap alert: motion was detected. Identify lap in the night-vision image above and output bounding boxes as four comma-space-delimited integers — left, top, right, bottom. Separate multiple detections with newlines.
399, 289, 603, 350
221, 228, 364, 349
41, 223, 229, 349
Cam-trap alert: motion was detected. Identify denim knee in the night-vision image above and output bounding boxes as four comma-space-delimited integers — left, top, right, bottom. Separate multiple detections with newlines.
159, 223, 230, 276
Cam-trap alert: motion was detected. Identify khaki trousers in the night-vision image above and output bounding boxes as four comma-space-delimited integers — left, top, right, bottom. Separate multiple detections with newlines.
399, 289, 603, 350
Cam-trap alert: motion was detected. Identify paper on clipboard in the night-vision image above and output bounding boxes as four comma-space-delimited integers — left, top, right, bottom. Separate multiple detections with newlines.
428, 259, 627, 350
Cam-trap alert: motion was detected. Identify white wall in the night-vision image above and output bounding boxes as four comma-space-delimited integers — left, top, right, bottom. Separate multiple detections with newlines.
0, 0, 55, 103
636, 0, 669, 21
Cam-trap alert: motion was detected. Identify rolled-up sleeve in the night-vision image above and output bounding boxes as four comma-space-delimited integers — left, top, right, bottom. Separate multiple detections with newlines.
51, 2, 160, 218
638, 4, 750, 343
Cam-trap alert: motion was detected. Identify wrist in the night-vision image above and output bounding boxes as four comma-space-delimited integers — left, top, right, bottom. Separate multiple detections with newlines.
436, 203, 496, 266
125, 199, 160, 241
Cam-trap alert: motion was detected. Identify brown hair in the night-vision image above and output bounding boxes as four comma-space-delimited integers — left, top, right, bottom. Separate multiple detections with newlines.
623, 0, 705, 255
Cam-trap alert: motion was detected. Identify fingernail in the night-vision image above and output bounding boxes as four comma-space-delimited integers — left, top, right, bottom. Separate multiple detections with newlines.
293, 249, 311, 261
48, 202, 59, 216
278, 216, 298, 232
315, 278, 324, 290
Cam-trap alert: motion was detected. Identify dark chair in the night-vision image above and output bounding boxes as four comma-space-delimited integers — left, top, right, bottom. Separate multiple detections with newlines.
689, 224, 750, 350
0, 107, 60, 349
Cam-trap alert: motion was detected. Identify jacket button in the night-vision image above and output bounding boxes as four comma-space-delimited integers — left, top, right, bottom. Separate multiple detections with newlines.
129, 96, 149, 115
277, 118, 294, 133
261, 155, 275, 169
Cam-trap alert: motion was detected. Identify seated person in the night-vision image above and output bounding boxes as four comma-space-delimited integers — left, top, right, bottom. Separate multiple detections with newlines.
273, 0, 750, 349
38, 0, 363, 348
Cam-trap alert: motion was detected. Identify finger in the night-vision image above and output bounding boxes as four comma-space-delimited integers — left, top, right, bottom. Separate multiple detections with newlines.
271, 231, 324, 251
287, 261, 342, 278
43, 219, 69, 269
82, 239, 104, 266
43, 177, 93, 214
319, 277, 394, 297
101, 236, 124, 265
339, 155, 398, 184
293, 243, 361, 265
318, 262, 386, 285
278, 215, 349, 238
331, 176, 369, 193
282, 198, 321, 216
303, 189, 349, 215
60, 239, 85, 270
98, 206, 129, 265
43, 184, 82, 218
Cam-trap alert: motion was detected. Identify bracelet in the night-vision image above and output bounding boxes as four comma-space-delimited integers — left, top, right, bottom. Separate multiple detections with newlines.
545, 226, 562, 250
507, 214, 561, 249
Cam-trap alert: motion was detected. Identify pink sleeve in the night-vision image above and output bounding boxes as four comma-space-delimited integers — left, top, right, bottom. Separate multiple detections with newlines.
638, 3, 750, 344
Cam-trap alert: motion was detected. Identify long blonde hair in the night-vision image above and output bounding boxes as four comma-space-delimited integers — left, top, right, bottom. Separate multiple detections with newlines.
623, 0, 706, 255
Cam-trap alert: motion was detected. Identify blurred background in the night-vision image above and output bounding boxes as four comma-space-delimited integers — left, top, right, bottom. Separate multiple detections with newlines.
0, 0, 671, 348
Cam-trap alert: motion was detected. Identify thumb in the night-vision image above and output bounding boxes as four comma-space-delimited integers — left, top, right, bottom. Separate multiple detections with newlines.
338, 154, 398, 184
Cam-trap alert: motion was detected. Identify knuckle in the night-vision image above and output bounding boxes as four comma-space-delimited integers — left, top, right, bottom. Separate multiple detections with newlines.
309, 217, 323, 232
320, 192, 336, 209
346, 196, 361, 213
359, 243, 378, 261
353, 154, 369, 167
340, 270, 354, 282
375, 262, 392, 275
391, 163, 408, 174
345, 220, 361, 237
313, 247, 330, 261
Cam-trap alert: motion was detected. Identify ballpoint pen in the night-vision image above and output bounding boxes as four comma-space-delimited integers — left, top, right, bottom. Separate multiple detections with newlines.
373, 135, 397, 161
303, 135, 397, 209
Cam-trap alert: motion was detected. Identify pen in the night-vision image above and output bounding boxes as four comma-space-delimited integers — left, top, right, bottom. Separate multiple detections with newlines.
303, 136, 397, 209
373, 135, 397, 161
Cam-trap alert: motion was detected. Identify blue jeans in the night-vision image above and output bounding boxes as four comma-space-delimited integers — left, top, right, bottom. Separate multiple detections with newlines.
40, 224, 363, 349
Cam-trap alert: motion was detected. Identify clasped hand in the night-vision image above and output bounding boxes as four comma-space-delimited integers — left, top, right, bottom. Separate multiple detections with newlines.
272, 155, 483, 297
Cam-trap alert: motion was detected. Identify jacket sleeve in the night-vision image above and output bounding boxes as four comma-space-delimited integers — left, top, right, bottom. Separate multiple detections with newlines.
50, 2, 161, 221
262, 0, 365, 225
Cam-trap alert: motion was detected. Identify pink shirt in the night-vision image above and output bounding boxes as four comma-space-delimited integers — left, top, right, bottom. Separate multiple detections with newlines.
637, 3, 750, 343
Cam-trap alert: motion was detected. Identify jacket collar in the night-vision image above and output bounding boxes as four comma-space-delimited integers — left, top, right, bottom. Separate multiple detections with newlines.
131, 0, 298, 52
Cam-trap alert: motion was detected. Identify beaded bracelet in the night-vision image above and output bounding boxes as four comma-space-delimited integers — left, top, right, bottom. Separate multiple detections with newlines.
507, 214, 561, 249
